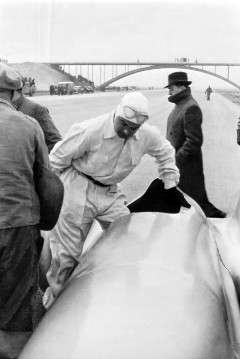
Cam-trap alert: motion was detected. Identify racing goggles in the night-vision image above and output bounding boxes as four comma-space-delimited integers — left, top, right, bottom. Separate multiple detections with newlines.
121, 105, 149, 125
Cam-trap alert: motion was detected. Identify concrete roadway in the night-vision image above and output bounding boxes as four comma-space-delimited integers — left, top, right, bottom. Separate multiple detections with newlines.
33, 89, 240, 214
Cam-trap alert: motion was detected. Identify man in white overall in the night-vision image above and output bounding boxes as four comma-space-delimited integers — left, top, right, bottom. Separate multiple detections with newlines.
44, 92, 180, 308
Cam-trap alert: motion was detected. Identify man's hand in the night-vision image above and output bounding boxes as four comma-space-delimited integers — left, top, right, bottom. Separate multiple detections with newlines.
237, 129, 240, 145
167, 186, 191, 208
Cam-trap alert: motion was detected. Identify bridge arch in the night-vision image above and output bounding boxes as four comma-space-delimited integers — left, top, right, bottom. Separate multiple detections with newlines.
98, 64, 240, 90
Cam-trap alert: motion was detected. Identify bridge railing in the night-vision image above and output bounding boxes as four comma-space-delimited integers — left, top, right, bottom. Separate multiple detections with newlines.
45, 62, 240, 90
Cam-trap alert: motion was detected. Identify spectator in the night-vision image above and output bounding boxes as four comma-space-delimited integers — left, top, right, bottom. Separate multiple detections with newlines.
165, 71, 226, 218
205, 85, 212, 101
49, 84, 55, 95
43, 92, 180, 309
237, 117, 240, 145
0, 63, 49, 334
12, 77, 62, 152
30, 78, 35, 86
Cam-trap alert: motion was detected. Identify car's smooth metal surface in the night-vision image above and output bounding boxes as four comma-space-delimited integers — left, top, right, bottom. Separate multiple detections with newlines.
20, 195, 240, 359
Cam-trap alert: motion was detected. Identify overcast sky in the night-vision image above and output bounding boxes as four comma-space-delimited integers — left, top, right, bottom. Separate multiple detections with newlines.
1, 0, 240, 89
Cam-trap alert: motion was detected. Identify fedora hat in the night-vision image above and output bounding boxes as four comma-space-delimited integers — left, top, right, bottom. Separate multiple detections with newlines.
164, 72, 192, 88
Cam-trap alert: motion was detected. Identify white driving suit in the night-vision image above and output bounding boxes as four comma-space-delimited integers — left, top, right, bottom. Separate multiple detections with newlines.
44, 111, 179, 308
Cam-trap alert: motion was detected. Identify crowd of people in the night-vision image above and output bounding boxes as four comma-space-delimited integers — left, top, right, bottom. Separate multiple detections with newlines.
24, 77, 35, 87
0, 62, 235, 356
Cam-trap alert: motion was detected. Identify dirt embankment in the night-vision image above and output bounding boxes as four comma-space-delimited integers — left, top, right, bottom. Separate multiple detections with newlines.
216, 89, 240, 108
8, 62, 74, 93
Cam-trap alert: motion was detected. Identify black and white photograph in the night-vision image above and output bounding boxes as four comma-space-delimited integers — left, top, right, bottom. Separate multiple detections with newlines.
0, 0, 240, 358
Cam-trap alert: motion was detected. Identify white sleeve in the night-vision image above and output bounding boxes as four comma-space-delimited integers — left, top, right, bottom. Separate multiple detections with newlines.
49, 123, 88, 172
146, 126, 180, 189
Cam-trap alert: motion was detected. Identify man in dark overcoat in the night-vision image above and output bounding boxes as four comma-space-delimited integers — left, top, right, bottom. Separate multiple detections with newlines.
165, 71, 225, 218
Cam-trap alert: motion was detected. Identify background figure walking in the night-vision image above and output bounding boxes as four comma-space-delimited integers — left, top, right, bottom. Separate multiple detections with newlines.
205, 85, 212, 101
237, 117, 240, 145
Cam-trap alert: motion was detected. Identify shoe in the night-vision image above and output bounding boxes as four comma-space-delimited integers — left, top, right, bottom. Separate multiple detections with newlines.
207, 209, 226, 218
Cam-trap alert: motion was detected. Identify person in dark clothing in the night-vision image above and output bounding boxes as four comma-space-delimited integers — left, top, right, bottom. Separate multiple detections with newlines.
236, 117, 240, 145
49, 84, 55, 95
164, 72, 225, 218
129, 73, 226, 218
205, 86, 212, 101
12, 79, 62, 152
0, 63, 49, 334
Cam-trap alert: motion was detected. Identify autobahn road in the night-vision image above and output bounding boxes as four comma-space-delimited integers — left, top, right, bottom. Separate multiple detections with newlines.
33, 89, 240, 214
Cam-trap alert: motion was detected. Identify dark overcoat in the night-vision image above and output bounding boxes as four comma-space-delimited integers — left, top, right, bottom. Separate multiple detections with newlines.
13, 94, 62, 152
166, 88, 208, 206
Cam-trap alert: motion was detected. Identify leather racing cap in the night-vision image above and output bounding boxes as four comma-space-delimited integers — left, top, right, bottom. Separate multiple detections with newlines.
116, 92, 150, 125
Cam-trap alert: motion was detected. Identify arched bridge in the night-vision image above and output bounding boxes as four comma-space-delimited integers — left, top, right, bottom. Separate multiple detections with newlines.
48, 61, 240, 90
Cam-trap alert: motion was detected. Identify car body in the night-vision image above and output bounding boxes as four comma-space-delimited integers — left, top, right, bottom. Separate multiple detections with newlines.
83, 85, 94, 93
49, 85, 58, 95
73, 85, 85, 94
20, 192, 240, 359
57, 81, 74, 95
